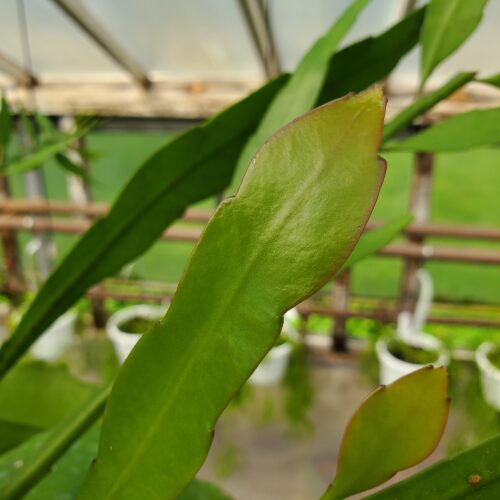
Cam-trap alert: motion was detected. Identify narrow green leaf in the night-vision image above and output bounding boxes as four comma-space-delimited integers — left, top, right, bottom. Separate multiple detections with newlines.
0, 433, 47, 489
55, 153, 92, 183
5, 136, 80, 175
339, 215, 412, 274
80, 88, 386, 499
0, 382, 110, 500
0, 407, 226, 500
318, 7, 425, 104
385, 107, 500, 152
0, 361, 95, 453
234, 0, 372, 180
0, 427, 99, 500
478, 73, 500, 89
420, 0, 488, 89
321, 367, 450, 500
382, 72, 476, 142
5, 120, 98, 176
0, 76, 287, 379
368, 434, 500, 499
0, 96, 12, 157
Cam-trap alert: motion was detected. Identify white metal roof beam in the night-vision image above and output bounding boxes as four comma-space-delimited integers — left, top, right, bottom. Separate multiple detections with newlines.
238, 0, 281, 78
52, 0, 151, 88
0, 50, 37, 87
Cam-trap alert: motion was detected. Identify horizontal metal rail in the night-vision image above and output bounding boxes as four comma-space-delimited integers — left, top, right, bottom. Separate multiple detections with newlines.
0, 214, 201, 243
1, 211, 499, 265
0, 199, 212, 223
6, 277, 498, 329
2, 199, 500, 240
298, 303, 500, 329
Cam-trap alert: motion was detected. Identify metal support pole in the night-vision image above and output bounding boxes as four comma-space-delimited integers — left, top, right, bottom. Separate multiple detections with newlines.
238, 0, 281, 78
52, 0, 151, 88
399, 151, 434, 313
23, 171, 54, 280
19, 121, 54, 281
60, 116, 107, 328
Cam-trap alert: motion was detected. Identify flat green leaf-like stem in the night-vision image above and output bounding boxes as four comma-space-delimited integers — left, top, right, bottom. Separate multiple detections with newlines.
382, 71, 476, 142
0, 424, 229, 500
0, 361, 95, 453
385, 107, 500, 152
0, 76, 287, 379
368, 434, 500, 499
0, 382, 110, 500
419, 0, 488, 89
318, 7, 425, 104
80, 88, 386, 499
479, 73, 500, 89
321, 367, 449, 500
0, 427, 100, 500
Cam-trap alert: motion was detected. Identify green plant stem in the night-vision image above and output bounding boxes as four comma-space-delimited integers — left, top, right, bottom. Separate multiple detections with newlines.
382, 71, 476, 142
0, 381, 111, 500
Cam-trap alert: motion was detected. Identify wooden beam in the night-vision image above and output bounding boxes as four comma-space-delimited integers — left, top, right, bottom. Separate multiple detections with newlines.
3, 78, 499, 120
5, 79, 258, 119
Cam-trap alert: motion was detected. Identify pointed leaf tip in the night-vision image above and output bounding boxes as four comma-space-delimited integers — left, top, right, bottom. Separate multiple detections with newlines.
322, 366, 449, 500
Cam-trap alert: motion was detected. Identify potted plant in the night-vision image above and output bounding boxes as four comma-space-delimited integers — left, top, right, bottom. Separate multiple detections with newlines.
376, 271, 449, 384
106, 304, 168, 363
476, 342, 500, 411
31, 310, 78, 362
7, 295, 78, 362
376, 333, 449, 385
249, 308, 300, 386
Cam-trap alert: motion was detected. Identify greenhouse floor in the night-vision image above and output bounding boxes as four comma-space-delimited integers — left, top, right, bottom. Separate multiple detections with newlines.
199, 354, 497, 500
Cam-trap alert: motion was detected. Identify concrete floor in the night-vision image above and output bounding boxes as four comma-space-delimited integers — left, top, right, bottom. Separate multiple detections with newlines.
202, 358, 367, 499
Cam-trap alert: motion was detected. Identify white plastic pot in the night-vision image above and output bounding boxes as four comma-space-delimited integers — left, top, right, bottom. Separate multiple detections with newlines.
249, 308, 299, 387
376, 334, 449, 385
31, 310, 77, 361
476, 342, 500, 412
107, 304, 167, 363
